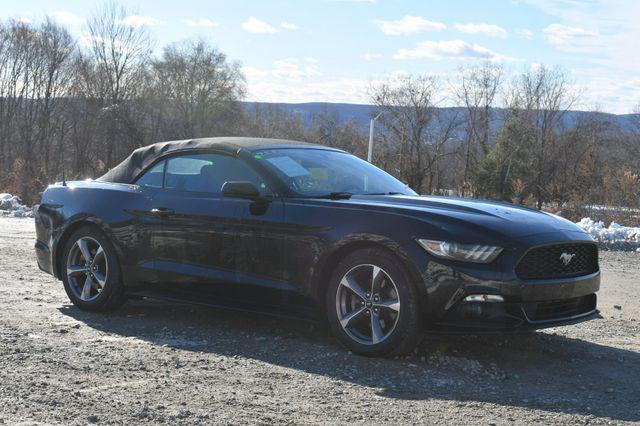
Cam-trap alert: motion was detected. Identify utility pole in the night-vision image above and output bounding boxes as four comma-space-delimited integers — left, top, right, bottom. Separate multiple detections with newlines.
367, 111, 383, 162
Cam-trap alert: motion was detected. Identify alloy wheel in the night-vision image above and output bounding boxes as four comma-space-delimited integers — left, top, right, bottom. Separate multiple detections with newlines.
66, 236, 108, 302
335, 264, 401, 345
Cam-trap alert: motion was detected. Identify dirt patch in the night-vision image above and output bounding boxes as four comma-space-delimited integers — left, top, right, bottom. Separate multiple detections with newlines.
1, 217, 638, 424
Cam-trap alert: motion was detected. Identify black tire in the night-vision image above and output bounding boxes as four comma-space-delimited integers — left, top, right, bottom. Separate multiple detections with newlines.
326, 247, 422, 357
61, 226, 126, 312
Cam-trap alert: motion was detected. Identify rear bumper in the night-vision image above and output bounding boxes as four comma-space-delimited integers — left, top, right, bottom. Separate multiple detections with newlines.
422, 261, 600, 332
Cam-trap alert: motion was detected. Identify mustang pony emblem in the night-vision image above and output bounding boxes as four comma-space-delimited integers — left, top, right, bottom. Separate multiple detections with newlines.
560, 252, 576, 266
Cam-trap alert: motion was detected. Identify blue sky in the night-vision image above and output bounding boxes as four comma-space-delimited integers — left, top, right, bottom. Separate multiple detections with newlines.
3, 0, 639, 113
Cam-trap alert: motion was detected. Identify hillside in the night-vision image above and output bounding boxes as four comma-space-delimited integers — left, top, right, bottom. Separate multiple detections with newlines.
242, 101, 639, 134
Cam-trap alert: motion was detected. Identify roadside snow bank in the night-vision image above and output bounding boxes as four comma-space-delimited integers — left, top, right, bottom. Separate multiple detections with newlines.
576, 218, 640, 247
0, 193, 33, 218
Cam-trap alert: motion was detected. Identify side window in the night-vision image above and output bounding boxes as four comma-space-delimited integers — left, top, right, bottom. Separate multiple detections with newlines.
135, 160, 165, 188
164, 153, 269, 195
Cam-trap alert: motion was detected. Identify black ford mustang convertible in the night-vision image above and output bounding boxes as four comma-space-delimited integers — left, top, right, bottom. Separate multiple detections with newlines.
35, 137, 600, 357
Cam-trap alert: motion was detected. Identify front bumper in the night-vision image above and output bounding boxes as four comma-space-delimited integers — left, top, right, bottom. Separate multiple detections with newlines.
35, 239, 53, 275
34, 205, 56, 276
422, 260, 600, 332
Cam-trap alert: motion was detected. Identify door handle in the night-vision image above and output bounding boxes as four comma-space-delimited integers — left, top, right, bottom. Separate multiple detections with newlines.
150, 207, 175, 216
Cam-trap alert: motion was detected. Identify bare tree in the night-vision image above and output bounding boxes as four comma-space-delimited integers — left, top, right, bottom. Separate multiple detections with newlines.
149, 39, 245, 139
241, 103, 307, 140
33, 19, 76, 179
455, 62, 503, 191
0, 19, 76, 202
0, 22, 20, 172
371, 75, 460, 193
84, 1, 151, 165
505, 65, 577, 209
308, 113, 368, 158
620, 104, 640, 162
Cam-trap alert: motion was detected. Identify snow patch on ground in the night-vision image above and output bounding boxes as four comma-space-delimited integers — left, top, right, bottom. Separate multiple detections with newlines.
575, 217, 640, 244
0, 193, 33, 218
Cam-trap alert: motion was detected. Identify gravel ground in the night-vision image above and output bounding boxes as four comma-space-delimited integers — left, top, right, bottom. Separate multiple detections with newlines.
0, 217, 639, 425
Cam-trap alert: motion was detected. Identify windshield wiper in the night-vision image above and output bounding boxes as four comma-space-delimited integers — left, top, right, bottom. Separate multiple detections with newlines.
311, 192, 354, 200
308, 191, 405, 199
361, 192, 405, 196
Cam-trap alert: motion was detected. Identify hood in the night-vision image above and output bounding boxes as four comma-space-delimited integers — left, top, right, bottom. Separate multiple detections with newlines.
344, 194, 585, 240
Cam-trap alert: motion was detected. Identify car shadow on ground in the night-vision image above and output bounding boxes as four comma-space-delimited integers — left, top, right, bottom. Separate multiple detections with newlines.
59, 299, 640, 422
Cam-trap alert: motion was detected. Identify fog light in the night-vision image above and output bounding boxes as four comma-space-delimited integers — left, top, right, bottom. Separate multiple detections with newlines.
464, 294, 504, 303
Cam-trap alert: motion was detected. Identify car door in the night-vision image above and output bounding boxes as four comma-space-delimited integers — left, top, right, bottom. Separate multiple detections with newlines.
238, 185, 313, 314
124, 160, 167, 288
147, 151, 289, 307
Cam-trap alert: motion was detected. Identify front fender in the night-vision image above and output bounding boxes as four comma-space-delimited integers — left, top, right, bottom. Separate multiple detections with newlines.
51, 213, 125, 280
310, 232, 429, 305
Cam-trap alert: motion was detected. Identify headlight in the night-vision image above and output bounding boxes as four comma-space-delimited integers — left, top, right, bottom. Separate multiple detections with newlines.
416, 239, 503, 263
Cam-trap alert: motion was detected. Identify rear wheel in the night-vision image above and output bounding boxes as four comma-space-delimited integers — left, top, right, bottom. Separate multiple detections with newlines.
61, 227, 126, 311
326, 247, 422, 357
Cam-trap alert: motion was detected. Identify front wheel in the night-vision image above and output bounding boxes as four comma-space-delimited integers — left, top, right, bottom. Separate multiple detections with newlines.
326, 248, 423, 357
61, 226, 126, 311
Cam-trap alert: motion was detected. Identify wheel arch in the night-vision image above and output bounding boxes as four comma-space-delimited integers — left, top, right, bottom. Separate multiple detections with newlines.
312, 236, 427, 313
53, 218, 119, 280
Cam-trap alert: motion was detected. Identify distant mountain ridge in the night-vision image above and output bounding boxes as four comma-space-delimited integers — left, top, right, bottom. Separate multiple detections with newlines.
242, 101, 639, 134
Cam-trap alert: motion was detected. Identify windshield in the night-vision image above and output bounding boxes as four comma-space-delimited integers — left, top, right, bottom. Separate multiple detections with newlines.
254, 148, 417, 197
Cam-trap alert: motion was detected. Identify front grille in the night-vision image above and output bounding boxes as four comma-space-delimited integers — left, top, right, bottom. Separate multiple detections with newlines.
522, 294, 596, 322
515, 243, 598, 280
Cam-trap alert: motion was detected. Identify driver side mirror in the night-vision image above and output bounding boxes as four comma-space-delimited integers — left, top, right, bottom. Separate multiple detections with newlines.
221, 181, 261, 199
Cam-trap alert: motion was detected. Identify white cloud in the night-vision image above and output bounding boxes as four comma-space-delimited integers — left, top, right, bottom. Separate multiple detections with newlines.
517, 28, 534, 39
523, 0, 640, 112
245, 78, 373, 104
241, 66, 269, 79
239, 0, 639, 113
182, 19, 218, 28
79, 33, 138, 53
116, 15, 161, 28
242, 58, 322, 87
49, 10, 84, 26
361, 53, 382, 61
242, 17, 278, 34
454, 23, 508, 38
272, 59, 321, 81
280, 21, 300, 30
243, 70, 449, 105
571, 69, 640, 113
373, 15, 446, 36
393, 40, 514, 62
542, 23, 599, 50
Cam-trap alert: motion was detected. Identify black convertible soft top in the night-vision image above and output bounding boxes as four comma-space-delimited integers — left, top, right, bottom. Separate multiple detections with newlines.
97, 137, 324, 184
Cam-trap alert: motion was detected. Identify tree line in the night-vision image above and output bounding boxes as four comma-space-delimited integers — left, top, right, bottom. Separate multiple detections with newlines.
0, 3, 638, 224
368, 66, 640, 223
0, 3, 245, 203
